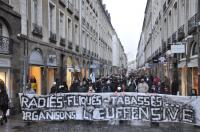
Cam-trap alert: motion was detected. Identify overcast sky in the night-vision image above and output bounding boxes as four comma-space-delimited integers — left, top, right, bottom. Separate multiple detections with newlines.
103, 0, 147, 62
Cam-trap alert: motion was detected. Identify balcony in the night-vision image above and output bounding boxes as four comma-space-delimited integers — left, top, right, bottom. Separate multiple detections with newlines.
74, 10, 79, 20
88, 50, 90, 55
1, 0, 9, 4
75, 45, 79, 52
82, 48, 86, 55
49, 32, 57, 43
68, 41, 73, 50
32, 23, 43, 37
163, 2, 167, 14
0, 36, 12, 54
188, 14, 196, 35
178, 25, 185, 41
172, 32, 177, 43
67, 1, 73, 14
59, 0, 66, 7
82, 17, 86, 25
86, 0, 90, 4
60, 38, 66, 47
167, 37, 171, 50
86, 22, 89, 29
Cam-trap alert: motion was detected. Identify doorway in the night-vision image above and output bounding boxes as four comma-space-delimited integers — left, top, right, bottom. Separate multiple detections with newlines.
47, 68, 56, 94
29, 66, 42, 95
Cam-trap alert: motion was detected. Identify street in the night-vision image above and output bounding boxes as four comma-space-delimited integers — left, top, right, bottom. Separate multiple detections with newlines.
1, 115, 200, 132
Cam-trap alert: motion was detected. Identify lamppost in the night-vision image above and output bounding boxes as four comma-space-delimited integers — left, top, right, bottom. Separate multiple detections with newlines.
17, 34, 29, 93
183, 35, 193, 96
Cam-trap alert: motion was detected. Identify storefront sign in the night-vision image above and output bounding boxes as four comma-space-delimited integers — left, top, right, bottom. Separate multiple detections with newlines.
19, 93, 200, 126
47, 55, 57, 66
171, 45, 185, 53
0, 58, 10, 67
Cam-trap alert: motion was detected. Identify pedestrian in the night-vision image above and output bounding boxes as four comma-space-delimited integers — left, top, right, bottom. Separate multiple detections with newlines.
0, 79, 9, 125
24, 82, 36, 94
171, 78, 179, 95
30, 76, 37, 93
70, 80, 79, 92
58, 82, 69, 93
50, 82, 58, 94
78, 81, 87, 92
138, 79, 149, 93
88, 84, 95, 93
102, 80, 112, 93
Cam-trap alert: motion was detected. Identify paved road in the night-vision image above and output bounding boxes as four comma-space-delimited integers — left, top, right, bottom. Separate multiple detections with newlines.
1, 115, 200, 132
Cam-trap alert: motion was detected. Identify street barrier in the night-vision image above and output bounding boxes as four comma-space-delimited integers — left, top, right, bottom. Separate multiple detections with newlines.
19, 93, 200, 126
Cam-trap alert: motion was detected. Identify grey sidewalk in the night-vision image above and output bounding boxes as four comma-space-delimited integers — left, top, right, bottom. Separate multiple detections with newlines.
0, 115, 200, 132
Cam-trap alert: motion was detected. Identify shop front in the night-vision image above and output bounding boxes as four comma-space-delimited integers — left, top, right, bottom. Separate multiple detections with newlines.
29, 49, 44, 95
74, 59, 81, 81
47, 54, 58, 94
66, 56, 74, 89
81, 60, 86, 79
0, 58, 11, 98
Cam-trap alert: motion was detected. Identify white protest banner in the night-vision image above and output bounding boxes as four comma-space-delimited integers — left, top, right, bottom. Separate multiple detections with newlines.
19, 93, 200, 126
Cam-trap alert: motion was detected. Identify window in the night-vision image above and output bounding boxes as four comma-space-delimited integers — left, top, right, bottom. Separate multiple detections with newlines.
59, 11, 65, 38
0, 23, 2, 36
33, 0, 38, 24
75, 24, 79, 45
191, 43, 198, 56
189, 0, 197, 18
82, 31, 85, 48
50, 4, 53, 32
68, 18, 72, 42
32, 0, 42, 27
49, 2, 56, 33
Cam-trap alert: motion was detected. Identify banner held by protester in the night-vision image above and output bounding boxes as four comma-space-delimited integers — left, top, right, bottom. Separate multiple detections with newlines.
19, 93, 200, 126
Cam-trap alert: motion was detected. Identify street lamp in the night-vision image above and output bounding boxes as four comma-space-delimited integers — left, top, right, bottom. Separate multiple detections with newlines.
184, 35, 193, 96
17, 34, 29, 93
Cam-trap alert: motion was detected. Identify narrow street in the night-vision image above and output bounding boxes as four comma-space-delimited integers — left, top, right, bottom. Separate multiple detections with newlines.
1, 115, 200, 132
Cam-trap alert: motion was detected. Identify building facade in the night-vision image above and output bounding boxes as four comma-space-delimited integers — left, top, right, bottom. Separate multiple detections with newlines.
112, 31, 127, 75
0, 0, 127, 113
136, 0, 200, 96
0, 0, 22, 114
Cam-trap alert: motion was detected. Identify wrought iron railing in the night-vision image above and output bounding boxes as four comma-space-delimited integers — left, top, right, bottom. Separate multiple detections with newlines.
49, 31, 57, 43
0, 36, 12, 54
82, 48, 86, 55
60, 38, 66, 46
32, 23, 43, 37
75, 10, 79, 19
68, 41, 73, 50
59, 0, 66, 6
82, 17, 86, 25
67, 0, 73, 14
162, 40, 167, 53
75, 45, 79, 52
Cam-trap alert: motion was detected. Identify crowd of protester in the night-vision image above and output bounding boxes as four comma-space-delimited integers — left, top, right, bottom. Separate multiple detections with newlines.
39, 73, 179, 96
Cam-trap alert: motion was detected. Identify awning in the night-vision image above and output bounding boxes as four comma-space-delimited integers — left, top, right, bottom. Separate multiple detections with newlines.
29, 50, 44, 66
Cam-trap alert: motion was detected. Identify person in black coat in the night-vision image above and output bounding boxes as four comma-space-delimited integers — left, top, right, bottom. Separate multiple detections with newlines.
50, 82, 58, 94
171, 78, 179, 95
0, 79, 9, 125
58, 82, 69, 93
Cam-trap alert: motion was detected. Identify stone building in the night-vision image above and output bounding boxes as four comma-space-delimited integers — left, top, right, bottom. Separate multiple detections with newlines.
0, 0, 21, 114
0, 0, 127, 114
136, 0, 200, 96
112, 30, 127, 75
